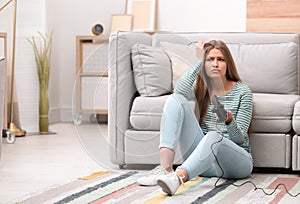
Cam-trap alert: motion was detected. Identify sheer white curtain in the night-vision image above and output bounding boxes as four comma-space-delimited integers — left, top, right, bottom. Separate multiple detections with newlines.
0, 58, 5, 156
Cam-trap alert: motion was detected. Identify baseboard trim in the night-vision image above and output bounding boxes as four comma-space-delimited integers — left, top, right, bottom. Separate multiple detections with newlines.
49, 107, 73, 123
49, 107, 106, 124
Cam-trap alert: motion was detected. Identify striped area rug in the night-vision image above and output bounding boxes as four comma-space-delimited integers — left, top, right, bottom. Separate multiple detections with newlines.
20, 171, 300, 203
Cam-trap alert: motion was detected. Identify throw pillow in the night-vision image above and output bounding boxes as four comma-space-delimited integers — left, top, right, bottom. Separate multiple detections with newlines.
160, 42, 198, 89
131, 44, 172, 96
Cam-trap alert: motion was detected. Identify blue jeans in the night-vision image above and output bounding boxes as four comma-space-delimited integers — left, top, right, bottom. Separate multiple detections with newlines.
159, 94, 253, 180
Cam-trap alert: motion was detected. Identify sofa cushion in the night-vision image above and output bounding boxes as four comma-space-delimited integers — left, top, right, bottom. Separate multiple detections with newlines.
130, 95, 169, 130
130, 95, 196, 131
227, 42, 298, 95
252, 93, 300, 133
130, 92, 300, 133
160, 42, 198, 89
131, 44, 172, 96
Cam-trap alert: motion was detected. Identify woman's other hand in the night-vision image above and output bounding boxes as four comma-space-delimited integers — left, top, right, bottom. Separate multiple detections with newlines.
225, 110, 233, 125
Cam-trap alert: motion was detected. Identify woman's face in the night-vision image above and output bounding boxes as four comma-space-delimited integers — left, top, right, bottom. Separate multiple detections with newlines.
204, 48, 227, 80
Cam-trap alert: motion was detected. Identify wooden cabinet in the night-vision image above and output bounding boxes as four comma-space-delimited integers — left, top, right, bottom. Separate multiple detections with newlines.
75, 35, 109, 124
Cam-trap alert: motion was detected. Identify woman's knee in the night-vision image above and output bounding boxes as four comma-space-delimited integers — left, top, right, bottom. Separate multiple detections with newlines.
166, 94, 189, 106
204, 131, 223, 144
163, 94, 190, 116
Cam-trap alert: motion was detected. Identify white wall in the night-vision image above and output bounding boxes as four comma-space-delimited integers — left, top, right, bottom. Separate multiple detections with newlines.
45, 0, 126, 124
158, 0, 246, 32
0, 0, 246, 132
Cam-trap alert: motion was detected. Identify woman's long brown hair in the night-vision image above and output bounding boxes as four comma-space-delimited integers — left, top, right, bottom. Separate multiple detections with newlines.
195, 40, 242, 126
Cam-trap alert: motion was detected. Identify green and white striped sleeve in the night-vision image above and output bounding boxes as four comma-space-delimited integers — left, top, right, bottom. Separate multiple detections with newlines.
226, 86, 253, 145
174, 61, 203, 100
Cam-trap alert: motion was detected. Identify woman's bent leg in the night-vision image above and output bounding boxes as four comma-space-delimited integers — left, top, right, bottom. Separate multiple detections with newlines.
137, 94, 205, 186
180, 131, 253, 180
160, 94, 204, 163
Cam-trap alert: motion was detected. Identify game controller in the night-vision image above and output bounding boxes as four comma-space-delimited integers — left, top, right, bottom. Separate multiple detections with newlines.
211, 95, 227, 122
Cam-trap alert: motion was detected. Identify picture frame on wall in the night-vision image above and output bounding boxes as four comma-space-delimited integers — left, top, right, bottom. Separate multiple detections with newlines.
110, 14, 133, 33
125, 0, 157, 31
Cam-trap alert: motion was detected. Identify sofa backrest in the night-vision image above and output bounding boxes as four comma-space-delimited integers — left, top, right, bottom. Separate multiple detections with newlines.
153, 32, 300, 95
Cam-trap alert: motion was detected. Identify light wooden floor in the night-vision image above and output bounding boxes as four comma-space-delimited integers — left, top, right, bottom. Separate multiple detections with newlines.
0, 122, 119, 204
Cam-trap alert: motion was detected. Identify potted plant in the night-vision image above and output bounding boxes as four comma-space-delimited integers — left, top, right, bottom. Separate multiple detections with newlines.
28, 31, 53, 134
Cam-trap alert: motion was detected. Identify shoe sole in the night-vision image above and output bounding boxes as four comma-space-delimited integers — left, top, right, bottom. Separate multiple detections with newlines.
157, 179, 174, 196
137, 182, 157, 186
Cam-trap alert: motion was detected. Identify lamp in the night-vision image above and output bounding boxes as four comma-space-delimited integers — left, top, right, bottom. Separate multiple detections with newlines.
0, 0, 26, 137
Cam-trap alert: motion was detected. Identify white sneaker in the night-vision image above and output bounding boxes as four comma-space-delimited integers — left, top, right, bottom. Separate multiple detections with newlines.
157, 172, 183, 196
137, 165, 170, 186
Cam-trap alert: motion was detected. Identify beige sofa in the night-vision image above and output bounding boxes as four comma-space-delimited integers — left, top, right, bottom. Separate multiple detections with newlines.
108, 31, 300, 170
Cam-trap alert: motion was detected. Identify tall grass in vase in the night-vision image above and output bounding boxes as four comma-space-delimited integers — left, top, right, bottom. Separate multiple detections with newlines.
28, 31, 53, 134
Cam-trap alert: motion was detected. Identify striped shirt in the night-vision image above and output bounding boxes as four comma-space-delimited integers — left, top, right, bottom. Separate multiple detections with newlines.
174, 61, 253, 152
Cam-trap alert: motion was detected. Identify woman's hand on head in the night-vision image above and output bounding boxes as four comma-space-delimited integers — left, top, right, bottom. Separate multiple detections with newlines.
196, 40, 206, 60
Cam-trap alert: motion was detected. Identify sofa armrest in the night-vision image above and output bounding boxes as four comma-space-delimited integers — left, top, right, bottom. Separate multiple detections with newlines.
108, 31, 151, 165
293, 101, 300, 134
292, 101, 300, 170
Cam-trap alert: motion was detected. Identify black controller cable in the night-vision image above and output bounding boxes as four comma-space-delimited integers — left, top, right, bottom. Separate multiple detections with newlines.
211, 113, 300, 197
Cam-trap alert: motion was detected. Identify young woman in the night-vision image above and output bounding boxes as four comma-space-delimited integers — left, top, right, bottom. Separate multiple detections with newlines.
137, 40, 253, 196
